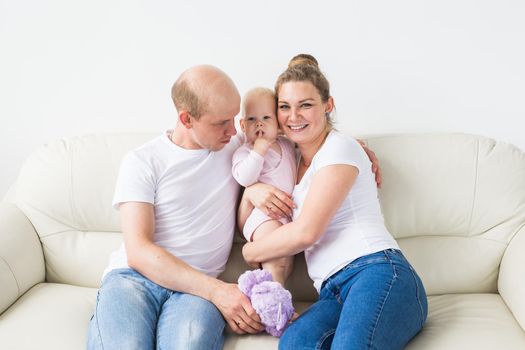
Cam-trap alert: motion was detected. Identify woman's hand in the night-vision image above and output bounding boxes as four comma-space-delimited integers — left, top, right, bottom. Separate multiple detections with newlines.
357, 140, 382, 188
244, 183, 295, 220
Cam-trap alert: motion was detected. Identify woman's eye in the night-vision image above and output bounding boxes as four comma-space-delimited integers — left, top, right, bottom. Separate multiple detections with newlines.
279, 105, 289, 110
301, 103, 312, 108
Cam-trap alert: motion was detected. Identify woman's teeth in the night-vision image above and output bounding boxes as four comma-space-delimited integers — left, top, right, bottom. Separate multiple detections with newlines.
289, 124, 307, 130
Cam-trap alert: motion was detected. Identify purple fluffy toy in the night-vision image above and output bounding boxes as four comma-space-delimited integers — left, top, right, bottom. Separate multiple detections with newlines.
238, 269, 295, 337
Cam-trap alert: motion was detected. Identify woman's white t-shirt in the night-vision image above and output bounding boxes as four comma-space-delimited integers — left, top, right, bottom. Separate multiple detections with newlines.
293, 130, 399, 292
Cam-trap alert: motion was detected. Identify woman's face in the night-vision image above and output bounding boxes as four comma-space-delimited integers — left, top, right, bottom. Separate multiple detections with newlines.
277, 81, 332, 145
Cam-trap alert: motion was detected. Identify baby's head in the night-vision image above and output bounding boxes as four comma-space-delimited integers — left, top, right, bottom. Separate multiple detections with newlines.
240, 87, 279, 143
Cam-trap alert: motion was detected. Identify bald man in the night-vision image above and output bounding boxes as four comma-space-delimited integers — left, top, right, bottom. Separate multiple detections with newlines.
87, 66, 272, 350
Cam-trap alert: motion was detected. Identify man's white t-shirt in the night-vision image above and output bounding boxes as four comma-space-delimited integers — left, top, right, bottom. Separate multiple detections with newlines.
293, 130, 399, 292
103, 131, 243, 279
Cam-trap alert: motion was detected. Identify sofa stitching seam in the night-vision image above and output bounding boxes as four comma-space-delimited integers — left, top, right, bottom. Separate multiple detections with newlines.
467, 138, 480, 236
397, 235, 507, 245
0, 255, 21, 297
67, 141, 79, 233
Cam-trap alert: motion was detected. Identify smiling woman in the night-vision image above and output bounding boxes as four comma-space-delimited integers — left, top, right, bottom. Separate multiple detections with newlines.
241, 54, 428, 350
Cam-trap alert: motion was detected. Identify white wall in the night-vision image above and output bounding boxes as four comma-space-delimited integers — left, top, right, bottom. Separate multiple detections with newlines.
1, 0, 524, 197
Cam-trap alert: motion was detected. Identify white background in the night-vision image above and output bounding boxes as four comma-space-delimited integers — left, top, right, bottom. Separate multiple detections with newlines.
1, 0, 524, 197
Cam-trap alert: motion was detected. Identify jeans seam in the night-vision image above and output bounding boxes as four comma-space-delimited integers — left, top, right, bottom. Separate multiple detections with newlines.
408, 265, 426, 327
386, 251, 399, 279
94, 291, 105, 350
316, 328, 336, 350
209, 319, 225, 350
334, 283, 343, 304
369, 256, 397, 348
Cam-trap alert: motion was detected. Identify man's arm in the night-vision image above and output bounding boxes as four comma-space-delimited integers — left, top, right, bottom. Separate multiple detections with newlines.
120, 201, 263, 334
357, 139, 382, 188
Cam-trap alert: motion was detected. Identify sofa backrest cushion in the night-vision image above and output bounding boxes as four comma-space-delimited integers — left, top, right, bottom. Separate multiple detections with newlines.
369, 134, 525, 294
7, 133, 154, 287
7, 133, 525, 298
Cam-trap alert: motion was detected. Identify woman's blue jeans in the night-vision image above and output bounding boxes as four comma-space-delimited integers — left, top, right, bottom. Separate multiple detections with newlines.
279, 249, 428, 350
86, 268, 225, 350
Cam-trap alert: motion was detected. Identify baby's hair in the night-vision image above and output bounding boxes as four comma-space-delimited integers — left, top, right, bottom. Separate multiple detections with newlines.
241, 87, 276, 118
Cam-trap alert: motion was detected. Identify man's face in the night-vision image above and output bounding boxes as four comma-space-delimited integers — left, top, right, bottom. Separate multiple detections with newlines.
190, 103, 239, 151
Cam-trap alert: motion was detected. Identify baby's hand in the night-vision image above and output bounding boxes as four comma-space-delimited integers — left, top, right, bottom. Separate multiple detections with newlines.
253, 137, 272, 156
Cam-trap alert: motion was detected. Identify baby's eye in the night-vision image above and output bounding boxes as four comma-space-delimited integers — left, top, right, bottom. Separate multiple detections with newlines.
247, 117, 256, 122
263, 116, 272, 120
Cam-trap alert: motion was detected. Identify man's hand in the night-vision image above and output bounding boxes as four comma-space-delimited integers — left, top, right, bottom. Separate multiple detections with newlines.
245, 183, 295, 220
357, 139, 382, 188
210, 282, 264, 334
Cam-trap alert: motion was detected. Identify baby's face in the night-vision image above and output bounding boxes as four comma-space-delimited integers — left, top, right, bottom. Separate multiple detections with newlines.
241, 94, 279, 143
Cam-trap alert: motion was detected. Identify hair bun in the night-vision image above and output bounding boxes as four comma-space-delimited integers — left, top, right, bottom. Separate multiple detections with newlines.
288, 54, 319, 69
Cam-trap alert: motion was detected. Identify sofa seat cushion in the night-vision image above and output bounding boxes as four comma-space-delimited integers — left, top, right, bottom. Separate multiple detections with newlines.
0, 283, 96, 350
2, 286, 524, 350
406, 294, 525, 349
226, 295, 525, 350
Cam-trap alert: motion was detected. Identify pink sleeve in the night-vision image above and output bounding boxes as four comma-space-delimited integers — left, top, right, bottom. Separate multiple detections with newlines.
232, 145, 265, 187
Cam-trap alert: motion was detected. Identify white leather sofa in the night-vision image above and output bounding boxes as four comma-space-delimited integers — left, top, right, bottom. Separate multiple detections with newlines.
1, 133, 525, 349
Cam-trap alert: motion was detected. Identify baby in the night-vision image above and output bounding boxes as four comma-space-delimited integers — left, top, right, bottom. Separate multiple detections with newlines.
232, 87, 296, 285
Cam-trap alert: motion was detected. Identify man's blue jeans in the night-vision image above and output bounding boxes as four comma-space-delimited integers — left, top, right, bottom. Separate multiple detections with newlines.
87, 268, 225, 350
279, 249, 428, 350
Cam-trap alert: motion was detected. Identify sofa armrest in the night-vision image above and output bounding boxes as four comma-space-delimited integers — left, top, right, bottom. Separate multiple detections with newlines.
499, 225, 525, 331
0, 202, 45, 314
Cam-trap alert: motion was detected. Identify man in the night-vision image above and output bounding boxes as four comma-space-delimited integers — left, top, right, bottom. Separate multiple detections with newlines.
87, 65, 271, 350
87, 65, 381, 349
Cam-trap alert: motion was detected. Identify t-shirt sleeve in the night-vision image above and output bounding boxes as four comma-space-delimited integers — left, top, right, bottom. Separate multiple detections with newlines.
112, 152, 156, 209
314, 134, 368, 174
232, 145, 265, 187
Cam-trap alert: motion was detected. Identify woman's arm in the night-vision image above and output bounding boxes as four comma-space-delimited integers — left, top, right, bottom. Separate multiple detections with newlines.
242, 164, 358, 264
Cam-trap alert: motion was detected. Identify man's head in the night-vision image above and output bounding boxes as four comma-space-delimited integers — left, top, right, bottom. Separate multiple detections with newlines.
171, 65, 240, 151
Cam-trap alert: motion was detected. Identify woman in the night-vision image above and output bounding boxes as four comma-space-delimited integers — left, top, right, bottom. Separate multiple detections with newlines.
241, 54, 428, 349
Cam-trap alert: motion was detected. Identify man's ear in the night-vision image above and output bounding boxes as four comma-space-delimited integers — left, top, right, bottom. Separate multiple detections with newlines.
179, 111, 193, 129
